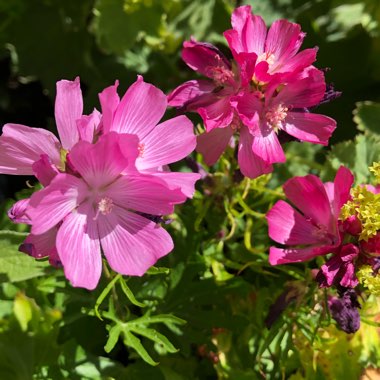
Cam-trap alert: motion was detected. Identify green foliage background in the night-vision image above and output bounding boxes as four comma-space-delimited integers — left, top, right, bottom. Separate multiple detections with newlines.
0, 0, 380, 379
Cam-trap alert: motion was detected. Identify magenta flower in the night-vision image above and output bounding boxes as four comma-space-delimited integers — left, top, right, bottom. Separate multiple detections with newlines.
234, 68, 336, 166
0, 78, 84, 184
224, 5, 317, 82
168, 6, 335, 178
100, 76, 200, 197
26, 133, 187, 290
266, 166, 354, 265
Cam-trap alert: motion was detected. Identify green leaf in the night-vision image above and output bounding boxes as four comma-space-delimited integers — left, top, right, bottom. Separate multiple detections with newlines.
123, 330, 159, 366
146, 266, 170, 275
13, 293, 33, 332
0, 235, 49, 282
104, 324, 122, 353
354, 101, 380, 135
119, 277, 146, 308
129, 326, 178, 353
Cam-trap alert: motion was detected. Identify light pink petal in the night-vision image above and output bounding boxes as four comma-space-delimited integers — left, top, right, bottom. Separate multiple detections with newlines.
56, 204, 102, 290
283, 174, 332, 228
110, 76, 166, 138
28, 174, 87, 235
148, 172, 201, 198
276, 68, 326, 108
32, 154, 59, 186
266, 200, 324, 245
318, 256, 341, 286
137, 115, 196, 170
251, 124, 286, 164
168, 80, 215, 108
0, 123, 61, 175
99, 80, 120, 133
107, 175, 186, 215
265, 19, 304, 65
182, 39, 231, 78
282, 112, 336, 145
76, 108, 102, 143
332, 166, 354, 216
98, 206, 173, 276
8, 198, 31, 224
238, 126, 273, 178
19, 227, 58, 260
269, 246, 326, 265
229, 5, 266, 54
196, 127, 233, 166
55, 77, 83, 150
68, 133, 136, 188
198, 96, 234, 131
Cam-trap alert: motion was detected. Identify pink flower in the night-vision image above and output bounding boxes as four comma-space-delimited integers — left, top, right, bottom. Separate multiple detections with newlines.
100, 76, 200, 197
26, 133, 187, 290
224, 5, 317, 82
168, 6, 335, 178
0, 78, 85, 184
266, 166, 354, 265
234, 68, 336, 166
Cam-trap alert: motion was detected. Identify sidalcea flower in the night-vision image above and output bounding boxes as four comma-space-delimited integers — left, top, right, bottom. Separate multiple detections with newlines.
168, 6, 336, 178
100, 76, 200, 197
266, 166, 354, 265
26, 133, 187, 290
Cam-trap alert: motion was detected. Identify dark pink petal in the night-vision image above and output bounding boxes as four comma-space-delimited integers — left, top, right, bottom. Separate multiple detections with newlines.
76, 109, 102, 143
332, 166, 354, 216
197, 127, 233, 166
282, 112, 336, 145
275, 68, 326, 108
251, 124, 286, 164
229, 5, 266, 54
28, 173, 87, 235
8, 199, 31, 224
318, 256, 341, 287
98, 206, 173, 276
68, 133, 135, 188
0, 124, 61, 175
234, 52, 258, 86
198, 96, 235, 131
232, 92, 262, 130
32, 154, 59, 186
20, 227, 58, 260
56, 204, 102, 290
269, 246, 326, 265
340, 262, 358, 288
182, 39, 230, 78
137, 115, 196, 170
167, 80, 215, 108
55, 77, 83, 150
111, 76, 167, 138
238, 126, 273, 178
283, 174, 333, 229
278, 48, 317, 74
99, 80, 120, 133
106, 174, 186, 215
265, 19, 304, 65
149, 172, 201, 198
266, 200, 324, 245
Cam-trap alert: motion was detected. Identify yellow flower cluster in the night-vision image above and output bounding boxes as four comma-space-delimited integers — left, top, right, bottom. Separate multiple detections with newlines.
340, 162, 380, 241
357, 265, 380, 296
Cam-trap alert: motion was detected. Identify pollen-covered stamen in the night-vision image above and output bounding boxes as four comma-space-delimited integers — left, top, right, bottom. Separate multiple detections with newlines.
265, 103, 288, 131
138, 143, 145, 158
206, 65, 235, 87
97, 197, 114, 216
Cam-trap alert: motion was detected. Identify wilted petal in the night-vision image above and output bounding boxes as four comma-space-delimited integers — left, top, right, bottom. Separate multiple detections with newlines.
8, 198, 31, 224
168, 80, 215, 108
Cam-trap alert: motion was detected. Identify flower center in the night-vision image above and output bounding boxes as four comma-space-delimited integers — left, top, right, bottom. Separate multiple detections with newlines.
265, 103, 288, 131
97, 197, 114, 215
257, 52, 276, 66
206, 66, 235, 87
138, 143, 145, 158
